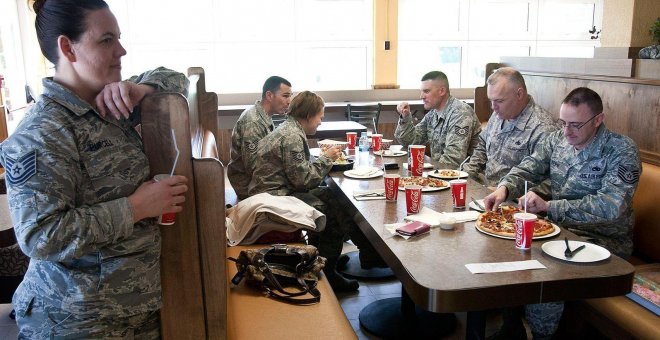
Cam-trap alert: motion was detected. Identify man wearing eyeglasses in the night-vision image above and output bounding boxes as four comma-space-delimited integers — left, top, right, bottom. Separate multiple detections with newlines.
483, 87, 641, 340
463, 67, 559, 186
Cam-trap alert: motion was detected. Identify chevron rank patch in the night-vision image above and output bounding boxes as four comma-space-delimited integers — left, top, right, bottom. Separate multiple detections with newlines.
617, 164, 639, 184
291, 151, 305, 162
245, 141, 258, 153
454, 126, 468, 136
5, 150, 37, 186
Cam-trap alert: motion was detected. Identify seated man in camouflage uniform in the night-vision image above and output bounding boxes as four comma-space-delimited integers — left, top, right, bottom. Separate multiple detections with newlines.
228, 76, 292, 200
484, 87, 641, 340
463, 67, 558, 187
249, 91, 383, 292
395, 71, 481, 169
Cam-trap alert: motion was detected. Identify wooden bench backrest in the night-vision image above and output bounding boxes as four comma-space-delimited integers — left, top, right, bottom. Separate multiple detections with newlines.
632, 162, 660, 262
140, 93, 207, 339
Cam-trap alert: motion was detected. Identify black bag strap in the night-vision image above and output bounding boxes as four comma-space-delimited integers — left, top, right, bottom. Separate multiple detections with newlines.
254, 247, 321, 305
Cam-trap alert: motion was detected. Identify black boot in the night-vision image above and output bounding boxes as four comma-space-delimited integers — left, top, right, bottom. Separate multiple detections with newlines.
336, 253, 350, 270
487, 308, 527, 340
325, 257, 359, 292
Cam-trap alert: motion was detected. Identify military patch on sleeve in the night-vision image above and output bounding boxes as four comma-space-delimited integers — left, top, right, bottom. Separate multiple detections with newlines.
454, 126, 468, 136
617, 164, 639, 184
244, 141, 258, 153
291, 151, 305, 162
5, 150, 37, 186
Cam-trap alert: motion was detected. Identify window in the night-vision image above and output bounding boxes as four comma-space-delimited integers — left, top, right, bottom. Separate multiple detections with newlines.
398, 0, 602, 88
107, 0, 373, 93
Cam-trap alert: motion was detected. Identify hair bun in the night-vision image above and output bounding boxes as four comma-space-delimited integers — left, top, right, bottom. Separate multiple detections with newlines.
33, 0, 46, 13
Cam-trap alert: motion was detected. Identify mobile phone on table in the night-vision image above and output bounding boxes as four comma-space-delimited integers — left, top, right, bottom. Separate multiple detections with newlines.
396, 221, 431, 236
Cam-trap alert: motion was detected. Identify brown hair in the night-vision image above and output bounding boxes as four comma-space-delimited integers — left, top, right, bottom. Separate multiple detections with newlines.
287, 91, 324, 120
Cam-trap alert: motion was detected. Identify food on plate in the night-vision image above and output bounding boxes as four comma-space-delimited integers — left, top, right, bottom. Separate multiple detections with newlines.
435, 169, 460, 177
475, 206, 555, 237
398, 176, 448, 189
333, 152, 350, 165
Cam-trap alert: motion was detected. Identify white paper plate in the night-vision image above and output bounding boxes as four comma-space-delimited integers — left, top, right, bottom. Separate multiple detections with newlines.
468, 199, 486, 212
428, 169, 469, 179
373, 150, 408, 157
542, 240, 611, 263
343, 168, 384, 179
475, 223, 561, 240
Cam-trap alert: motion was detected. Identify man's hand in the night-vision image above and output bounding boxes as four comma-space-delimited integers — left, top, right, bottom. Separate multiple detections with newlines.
518, 191, 549, 214
322, 145, 343, 161
484, 186, 508, 211
128, 175, 188, 223
95, 81, 155, 119
397, 101, 411, 117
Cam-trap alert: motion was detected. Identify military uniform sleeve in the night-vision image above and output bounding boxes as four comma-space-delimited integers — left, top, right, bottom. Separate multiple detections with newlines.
281, 136, 332, 191
499, 135, 554, 200
2, 121, 134, 261
394, 114, 429, 146
548, 143, 640, 225
128, 66, 189, 95
437, 109, 480, 168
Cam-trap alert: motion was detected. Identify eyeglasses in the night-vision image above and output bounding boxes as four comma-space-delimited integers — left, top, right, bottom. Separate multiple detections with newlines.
558, 113, 601, 131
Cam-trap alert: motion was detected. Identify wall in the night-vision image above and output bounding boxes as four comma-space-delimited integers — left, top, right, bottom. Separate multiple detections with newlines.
602, 0, 659, 47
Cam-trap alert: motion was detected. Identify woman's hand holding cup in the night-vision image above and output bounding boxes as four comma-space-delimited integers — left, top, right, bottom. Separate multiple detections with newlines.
128, 175, 188, 223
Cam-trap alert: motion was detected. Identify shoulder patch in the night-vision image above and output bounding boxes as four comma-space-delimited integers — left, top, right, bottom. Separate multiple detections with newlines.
5, 150, 37, 186
291, 151, 305, 162
617, 164, 639, 185
454, 125, 468, 136
244, 141, 258, 153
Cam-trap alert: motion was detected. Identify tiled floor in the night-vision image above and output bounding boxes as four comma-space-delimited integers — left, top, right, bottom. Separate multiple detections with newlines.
335, 242, 522, 340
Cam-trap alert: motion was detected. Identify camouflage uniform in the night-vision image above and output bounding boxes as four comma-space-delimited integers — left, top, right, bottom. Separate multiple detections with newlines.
0, 68, 188, 339
248, 117, 372, 262
227, 101, 273, 200
463, 96, 558, 186
498, 124, 641, 338
395, 96, 481, 168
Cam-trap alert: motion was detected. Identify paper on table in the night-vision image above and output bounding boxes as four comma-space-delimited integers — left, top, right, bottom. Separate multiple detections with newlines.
405, 207, 480, 226
348, 166, 380, 176
353, 189, 386, 201
403, 162, 434, 169
465, 260, 546, 274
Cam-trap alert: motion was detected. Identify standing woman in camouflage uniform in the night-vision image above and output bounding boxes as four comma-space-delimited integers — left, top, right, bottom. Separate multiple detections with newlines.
249, 91, 383, 292
0, 1, 189, 338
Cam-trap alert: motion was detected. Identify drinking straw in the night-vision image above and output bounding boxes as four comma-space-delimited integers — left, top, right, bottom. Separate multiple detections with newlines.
458, 156, 470, 171
170, 129, 179, 177
372, 117, 378, 134
524, 180, 528, 213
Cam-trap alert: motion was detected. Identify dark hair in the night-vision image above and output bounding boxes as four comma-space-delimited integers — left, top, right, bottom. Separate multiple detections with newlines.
421, 71, 449, 88
287, 91, 324, 120
32, 0, 109, 65
262, 76, 291, 99
487, 67, 527, 91
562, 87, 603, 116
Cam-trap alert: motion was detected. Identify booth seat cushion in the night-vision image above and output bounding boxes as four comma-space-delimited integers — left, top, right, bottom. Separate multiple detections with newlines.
226, 245, 356, 340
631, 162, 660, 262
582, 294, 660, 339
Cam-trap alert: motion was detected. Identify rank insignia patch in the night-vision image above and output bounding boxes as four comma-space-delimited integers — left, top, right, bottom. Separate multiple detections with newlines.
5, 150, 37, 186
454, 126, 468, 136
246, 142, 258, 153
292, 152, 305, 162
617, 165, 639, 184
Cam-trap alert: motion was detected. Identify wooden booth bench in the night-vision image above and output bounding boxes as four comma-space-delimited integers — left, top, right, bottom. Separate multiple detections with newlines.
495, 58, 660, 339
140, 67, 356, 339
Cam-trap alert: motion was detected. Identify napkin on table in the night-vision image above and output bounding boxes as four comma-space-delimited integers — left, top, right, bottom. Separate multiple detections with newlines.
403, 162, 434, 169
404, 207, 480, 226
347, 166, 379, 177
353, 189, 386, 201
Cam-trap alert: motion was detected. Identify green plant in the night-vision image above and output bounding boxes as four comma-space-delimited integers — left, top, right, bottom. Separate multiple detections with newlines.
651, 17, 660, 45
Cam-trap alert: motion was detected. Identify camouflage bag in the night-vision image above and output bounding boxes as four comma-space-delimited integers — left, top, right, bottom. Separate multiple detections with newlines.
229, 244, 326, 305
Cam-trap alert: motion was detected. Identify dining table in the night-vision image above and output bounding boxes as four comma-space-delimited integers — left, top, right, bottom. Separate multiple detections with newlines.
323, 149, 635, 339
308, 121, 367, 140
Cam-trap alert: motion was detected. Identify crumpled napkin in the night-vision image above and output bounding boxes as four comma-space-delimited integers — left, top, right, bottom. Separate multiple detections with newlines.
404, 207, 480, 226
403, 162, 434, 169
346, 166, 380, 177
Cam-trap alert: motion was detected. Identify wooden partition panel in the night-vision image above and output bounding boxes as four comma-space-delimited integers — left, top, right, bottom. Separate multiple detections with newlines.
520, 72, 660, 165
188, 67, 220, 158
141, 93, 207, 339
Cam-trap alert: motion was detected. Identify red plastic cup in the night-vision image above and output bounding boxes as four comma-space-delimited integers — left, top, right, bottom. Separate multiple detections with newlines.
346, 132, 357, 149
514, 212, 536, 250
405, 185, 423, 214
154, 174, 177, 225
409, 145, 426, 177
384, 174, 400, 202
371, 134, 383, 152
449, 179, 467, 208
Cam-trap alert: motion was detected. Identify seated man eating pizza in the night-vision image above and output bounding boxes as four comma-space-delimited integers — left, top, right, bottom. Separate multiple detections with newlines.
483, 87, 641, 340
